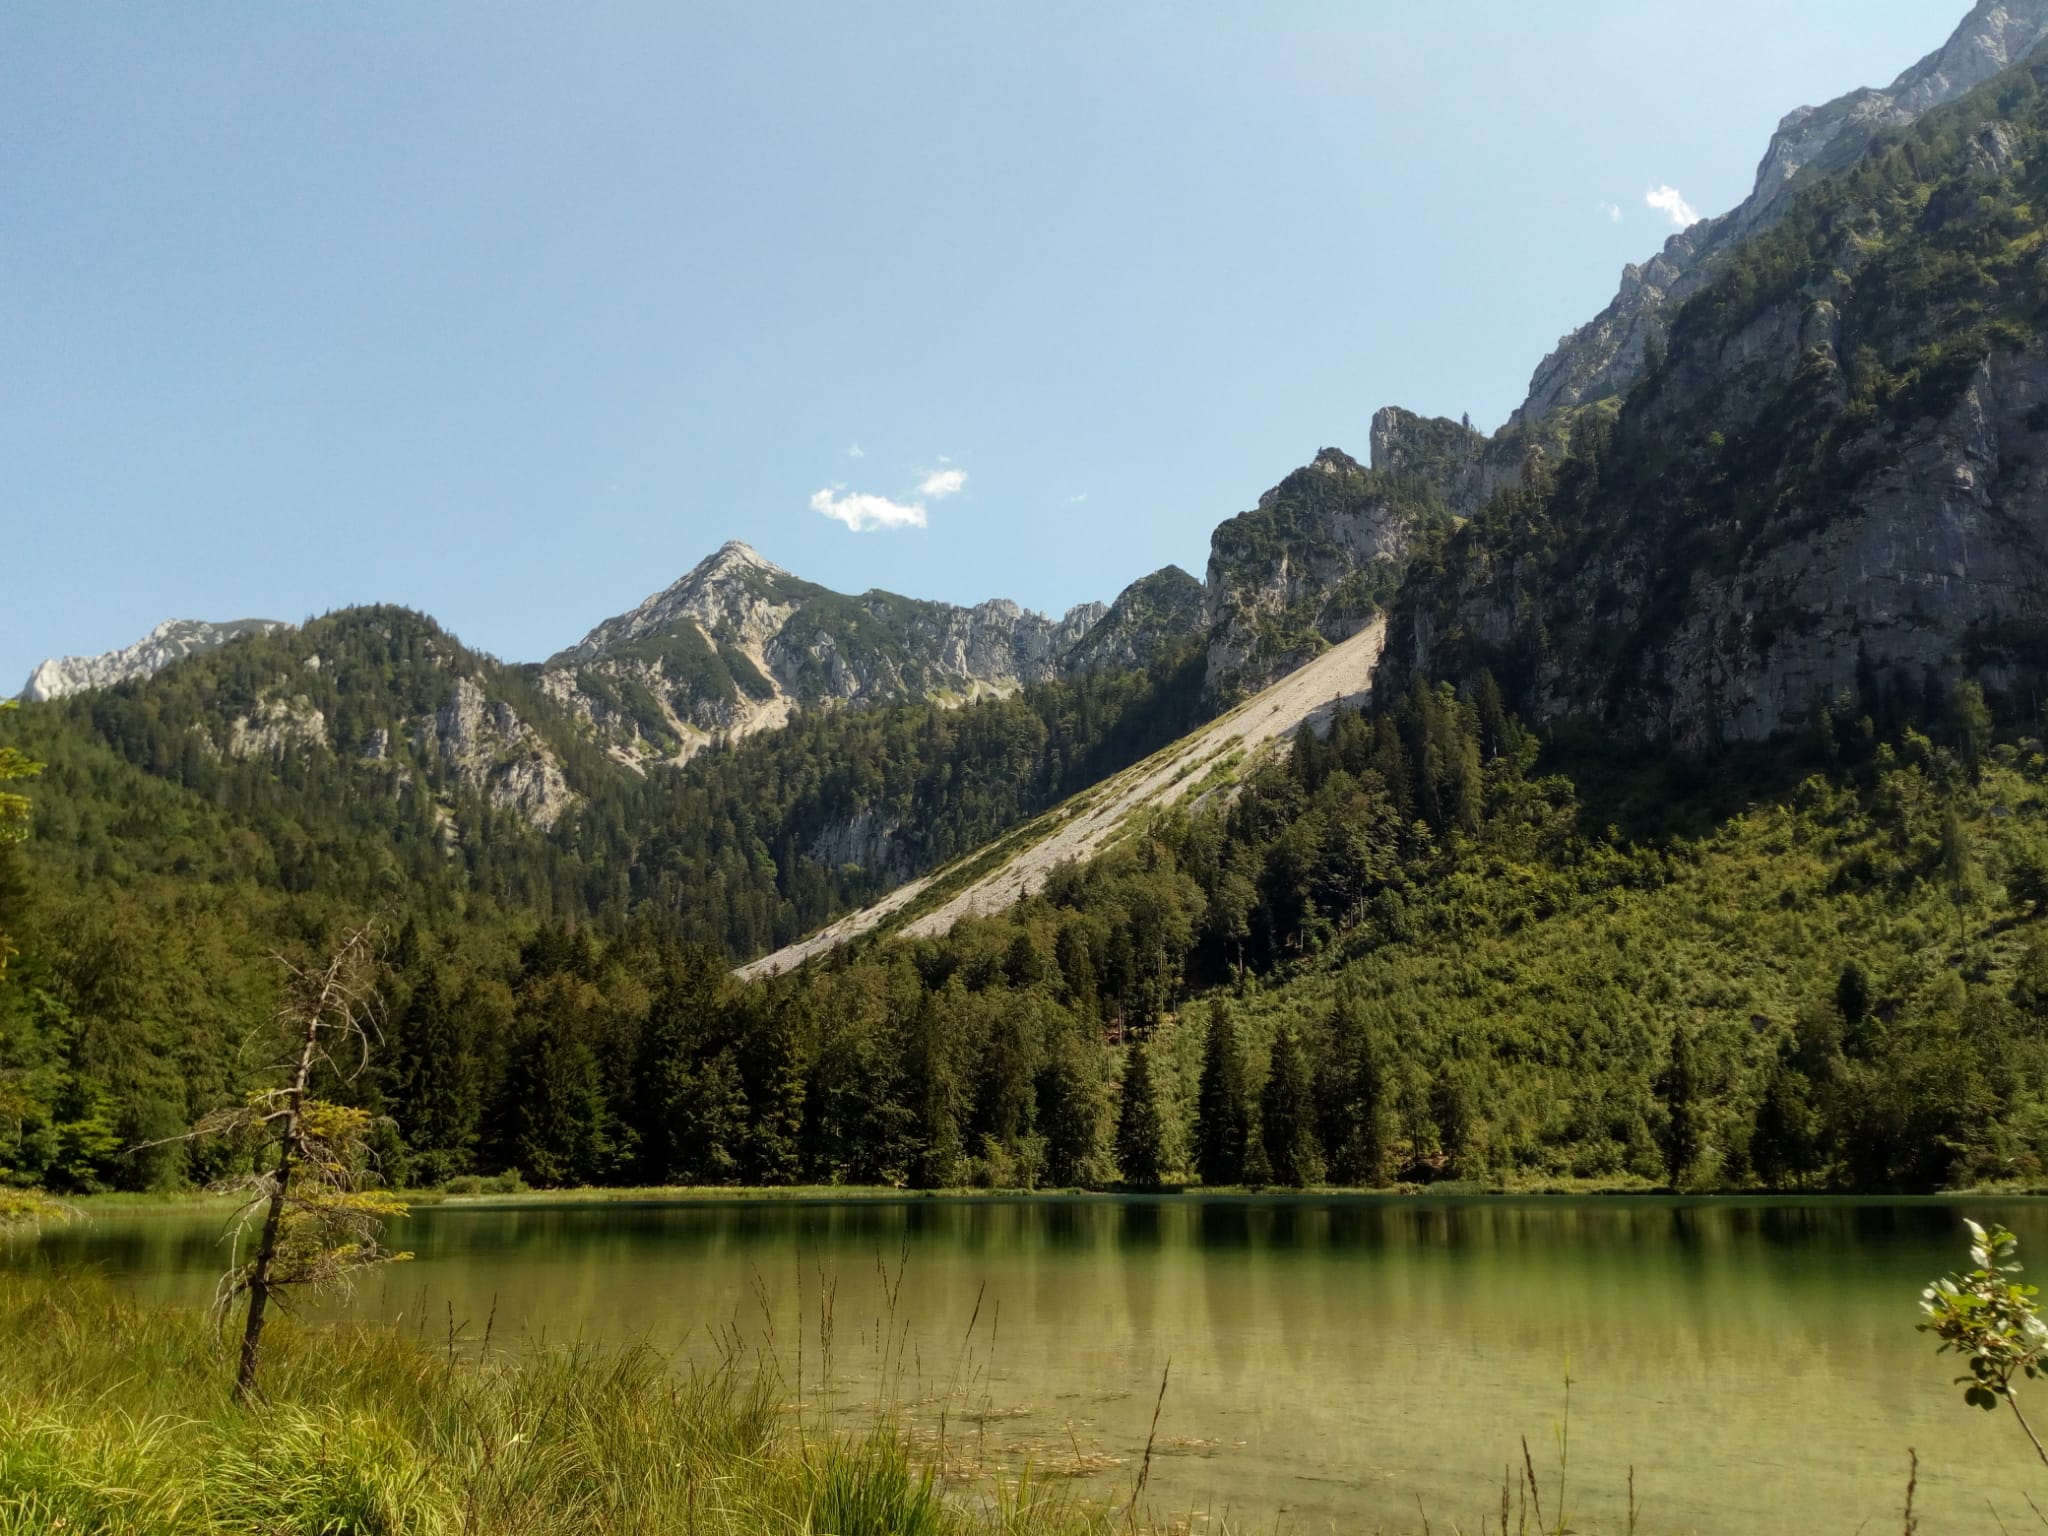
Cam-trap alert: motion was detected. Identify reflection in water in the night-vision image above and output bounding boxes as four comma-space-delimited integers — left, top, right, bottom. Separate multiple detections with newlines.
16, 1195, 2046, 1533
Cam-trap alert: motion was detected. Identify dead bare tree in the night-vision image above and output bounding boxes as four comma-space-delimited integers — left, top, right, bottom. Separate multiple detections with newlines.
192, 921, 411, 1403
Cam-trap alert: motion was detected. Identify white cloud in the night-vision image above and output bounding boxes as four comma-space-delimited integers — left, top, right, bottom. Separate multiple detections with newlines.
810, 487, 927, 533
847, 442, 865, 458
1646, 184, 1700, 228
1597, 200, 1622, 223
1065, 491, 1089, 504
918, 467, 967, 499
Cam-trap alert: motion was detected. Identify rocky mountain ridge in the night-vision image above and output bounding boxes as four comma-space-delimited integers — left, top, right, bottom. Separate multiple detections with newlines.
1514, 0, 2048, 427
1379, 47, 2048, 744
537, 540, 1165, 766
20, 618, 289, 702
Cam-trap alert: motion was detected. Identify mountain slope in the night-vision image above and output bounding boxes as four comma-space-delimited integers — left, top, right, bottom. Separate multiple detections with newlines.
1516, 0, 2048, 425
737, 616, 1386, 978
1382, 50, 2048, 745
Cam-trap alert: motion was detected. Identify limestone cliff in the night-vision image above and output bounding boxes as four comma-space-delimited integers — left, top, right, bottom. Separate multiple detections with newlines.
1202, 447, 1449, 700
1380, 56, 2048, 745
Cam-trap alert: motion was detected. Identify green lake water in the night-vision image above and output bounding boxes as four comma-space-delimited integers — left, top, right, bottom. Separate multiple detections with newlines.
19, 1195, 2048, 1534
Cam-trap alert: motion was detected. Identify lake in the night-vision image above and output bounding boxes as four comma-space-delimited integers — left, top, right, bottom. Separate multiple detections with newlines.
17, 1194, 2046, 1534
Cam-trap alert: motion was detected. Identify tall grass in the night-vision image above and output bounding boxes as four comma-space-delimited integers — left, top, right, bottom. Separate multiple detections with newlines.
0, 1269, 1109, 1536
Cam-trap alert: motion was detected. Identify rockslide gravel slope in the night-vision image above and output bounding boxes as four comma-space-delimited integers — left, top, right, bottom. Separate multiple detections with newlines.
735, 618, 1385, 980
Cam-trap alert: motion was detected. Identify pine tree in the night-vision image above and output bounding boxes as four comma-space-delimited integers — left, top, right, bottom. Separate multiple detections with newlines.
1659, 1029, 1705, 1186
1037, 1024, 1105, 1187
739, 996, 808, 1185
1195, 1000, 1250, 1186
1319, 998, 1386, 1186
392, 967, 479, 1183
1427, 1064, 1475, 1176
1259, 1026, 1317, 1186
1115, 1041, 1166, 1187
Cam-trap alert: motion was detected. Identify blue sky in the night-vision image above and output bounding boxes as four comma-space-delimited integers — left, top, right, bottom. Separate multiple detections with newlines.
3, 2, 1965, 686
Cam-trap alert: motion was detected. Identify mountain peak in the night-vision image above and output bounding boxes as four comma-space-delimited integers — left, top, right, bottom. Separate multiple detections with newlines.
697, 540, 785, 578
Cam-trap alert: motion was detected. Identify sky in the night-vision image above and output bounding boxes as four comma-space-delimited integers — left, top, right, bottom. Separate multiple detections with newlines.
1, 2, 1970, 687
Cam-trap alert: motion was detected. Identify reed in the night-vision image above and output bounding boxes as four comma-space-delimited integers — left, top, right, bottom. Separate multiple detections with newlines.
0, 1269, 1108, 1536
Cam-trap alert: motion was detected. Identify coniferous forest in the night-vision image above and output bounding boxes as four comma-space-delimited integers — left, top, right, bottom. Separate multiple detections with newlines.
8, 639, 2048, 1197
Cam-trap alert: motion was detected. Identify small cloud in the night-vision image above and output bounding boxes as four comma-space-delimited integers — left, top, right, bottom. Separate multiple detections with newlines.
1597, 200, 1622, 223
847, 442, 865, 458
810, 487, 927, 533
918, 467, 967, 499
1646, 184, 1700, 228
1065, 491, 1089, 504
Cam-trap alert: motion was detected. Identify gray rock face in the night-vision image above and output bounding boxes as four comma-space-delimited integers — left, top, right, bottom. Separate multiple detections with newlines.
227, 695, 328, 759
1368, 407, 1525, 520
414, 677, 579, 830
807, 808, 914, 884
1062, 566, 1207, 674
1515, 0, 2048, 426
1203, 447, 1447, 699
21, 618, 289, 702
1402, 349, 2048, 747
543, 541, 1175, 765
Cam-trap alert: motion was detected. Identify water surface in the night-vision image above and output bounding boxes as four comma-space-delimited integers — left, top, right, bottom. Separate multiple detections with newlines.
21, 1195, 2043, 1534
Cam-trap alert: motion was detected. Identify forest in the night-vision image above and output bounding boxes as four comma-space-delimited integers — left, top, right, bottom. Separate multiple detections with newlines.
7, 647, 2047, 1197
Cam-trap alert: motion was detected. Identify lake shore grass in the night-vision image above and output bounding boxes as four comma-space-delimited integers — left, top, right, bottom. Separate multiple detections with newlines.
0, 1267, 1123, 1536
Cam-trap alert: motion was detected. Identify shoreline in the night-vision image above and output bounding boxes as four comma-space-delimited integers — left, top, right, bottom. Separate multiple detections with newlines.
51, 1177, 2048, 1217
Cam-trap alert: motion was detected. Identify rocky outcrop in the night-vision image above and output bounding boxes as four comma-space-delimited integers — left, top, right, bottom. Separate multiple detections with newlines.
1514, 0, 2048, 426
807, 809, 914, 884
1203, 447, 1448, 699
1062, 566, 1207, 674
226, 695, 327, 759
414, 677, 579, 830
1368, 408, 1524, 520
21, 618, 289, 702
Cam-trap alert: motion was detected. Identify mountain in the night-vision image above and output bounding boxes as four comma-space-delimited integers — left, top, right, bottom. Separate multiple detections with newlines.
535, 541, 1217, 766
19, 618, 290, 702
1382, 48, 2048, 745
1199, 446, 1451, 702
1513, 0, 2048, 426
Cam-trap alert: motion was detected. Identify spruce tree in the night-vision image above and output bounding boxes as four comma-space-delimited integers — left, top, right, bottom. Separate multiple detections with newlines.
1195, 1000, 1250, 1186
1659, 1029, 1705, 1186
1749, 1062, 1817, 1189
1037, 1024, 1104, 1187
1115, 1041, 1166, 1187
739, 996, 808, 1185
1319, 997, 1386, 1186
392, 967, 479, 1183
1259, 1026, 1317, 1186
1427, 1064, 1474, 1176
